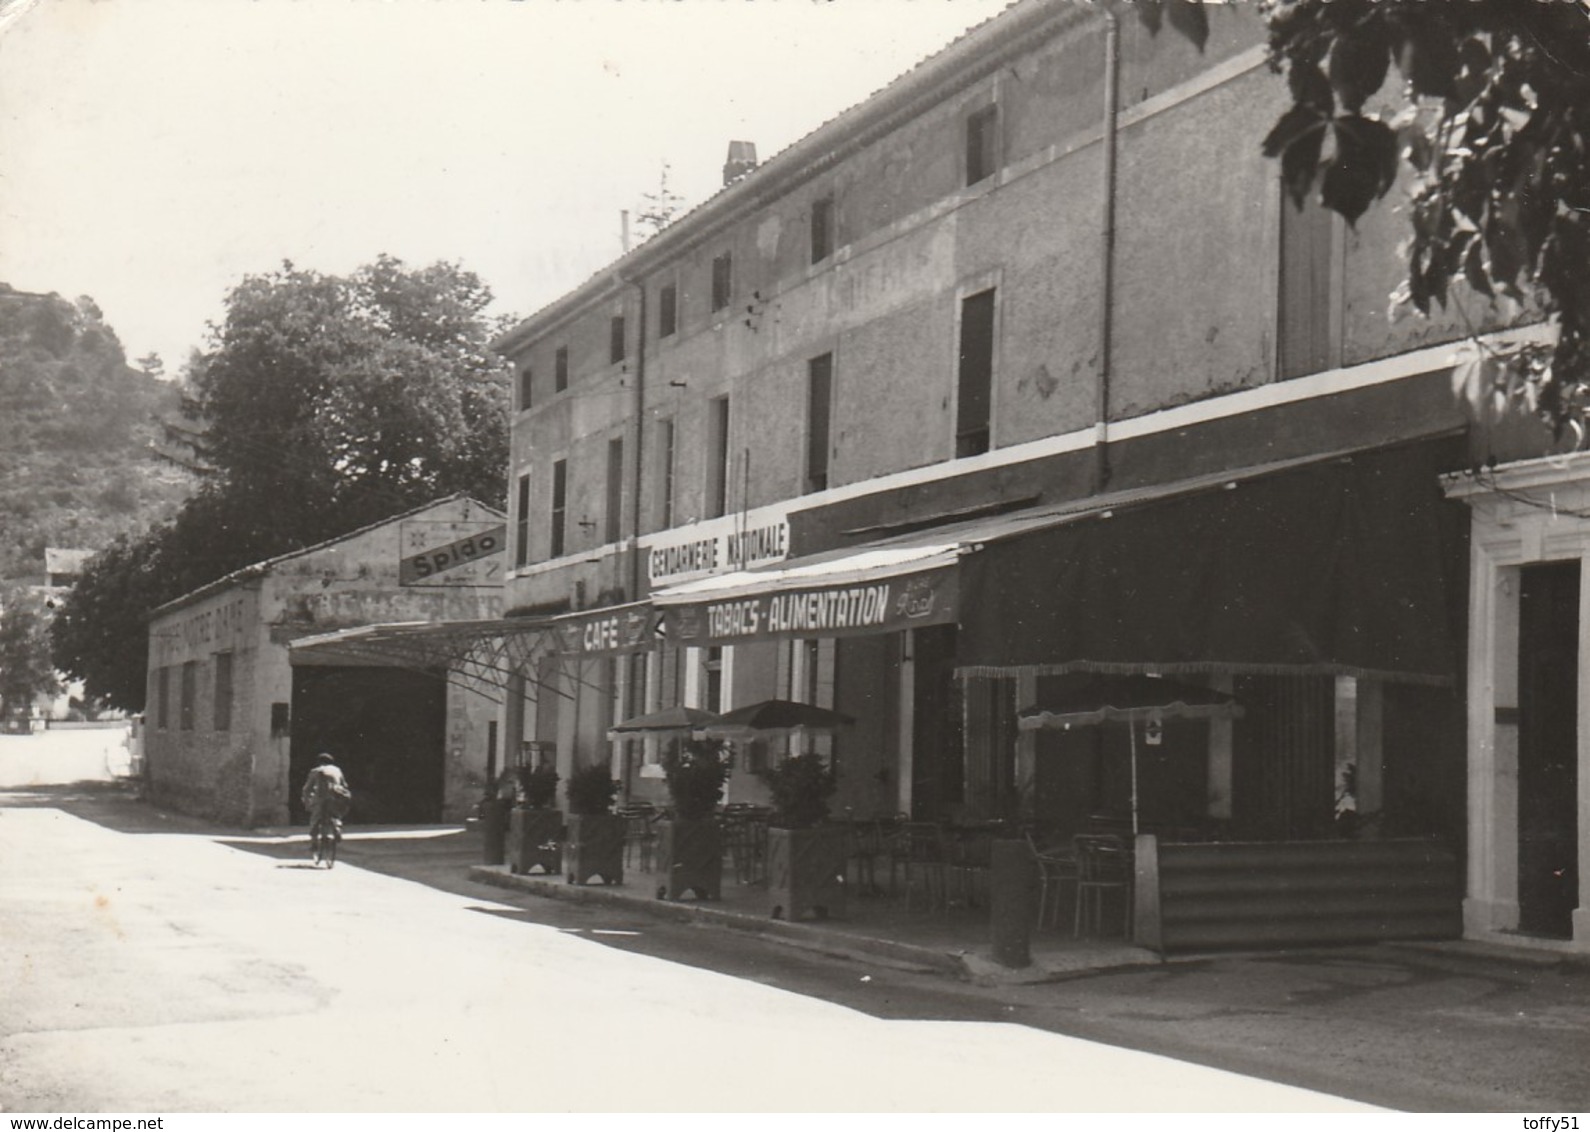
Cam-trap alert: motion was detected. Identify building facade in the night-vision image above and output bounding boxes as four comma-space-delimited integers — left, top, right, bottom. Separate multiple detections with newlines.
144, 496, 505, 827
490, 1, 1575, 949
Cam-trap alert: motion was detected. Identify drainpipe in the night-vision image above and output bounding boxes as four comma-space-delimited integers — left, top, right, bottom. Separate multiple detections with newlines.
626, 276, 647, 604
1094, 7, 1121, 494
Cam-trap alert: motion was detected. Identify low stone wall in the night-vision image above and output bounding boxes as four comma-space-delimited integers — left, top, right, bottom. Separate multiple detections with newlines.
1136, 837, 1463, 953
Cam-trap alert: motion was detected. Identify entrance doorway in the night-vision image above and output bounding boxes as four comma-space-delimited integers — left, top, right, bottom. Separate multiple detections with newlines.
1517, 561, 1580, 939
911, 625, 961, 819
289, 666, 447, 825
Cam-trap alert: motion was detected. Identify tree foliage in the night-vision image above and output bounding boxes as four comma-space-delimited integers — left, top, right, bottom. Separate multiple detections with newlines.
632, 162, 686, 243
0, 591, 61, 718
51, 257, 514, 712
1253, 0, 1590, 433
0, 285, 189, 583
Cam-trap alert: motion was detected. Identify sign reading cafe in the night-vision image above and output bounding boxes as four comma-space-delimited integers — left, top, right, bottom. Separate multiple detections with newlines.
663, 568, 957, 646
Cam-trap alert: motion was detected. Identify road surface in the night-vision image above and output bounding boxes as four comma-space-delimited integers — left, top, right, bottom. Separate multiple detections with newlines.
0, 785, 1369, 1113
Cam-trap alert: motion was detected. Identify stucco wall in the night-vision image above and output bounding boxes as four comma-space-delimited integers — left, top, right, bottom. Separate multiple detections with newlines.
145, 585, 262, 826
146, 497, 504, 826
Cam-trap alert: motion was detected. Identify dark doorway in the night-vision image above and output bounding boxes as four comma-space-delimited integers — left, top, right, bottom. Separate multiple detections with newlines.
911, 625, 962, 819
1517, 561, 1579, 939
1232, 674, 1335, 839
289, 666, 447, 825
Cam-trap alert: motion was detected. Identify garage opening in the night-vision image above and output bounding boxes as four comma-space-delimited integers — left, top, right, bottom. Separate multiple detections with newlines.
289, 666, 447, 825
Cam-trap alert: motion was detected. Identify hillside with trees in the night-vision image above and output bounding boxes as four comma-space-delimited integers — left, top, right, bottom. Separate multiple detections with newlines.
0, 284, 191, 584
51, 257, 513, 712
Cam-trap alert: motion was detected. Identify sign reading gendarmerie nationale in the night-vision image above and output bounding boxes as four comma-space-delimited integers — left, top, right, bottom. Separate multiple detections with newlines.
663, 567, 957, 646
643, 508, 791, 585
399, 521, 506, 587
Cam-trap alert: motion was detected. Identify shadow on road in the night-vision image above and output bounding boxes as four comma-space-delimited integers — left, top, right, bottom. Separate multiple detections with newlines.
0, 781, 220, 836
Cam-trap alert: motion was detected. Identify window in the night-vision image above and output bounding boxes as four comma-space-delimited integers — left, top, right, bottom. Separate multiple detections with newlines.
554, 346, 569, 393
212, 652, 232, 731
517, 366, 533, 412
179, 660, 197, 732
609, 314, 626, 364
657, 417, 676, 529
549, 459, 567, 559
659, 284, 677, 338
966, 104, 999, 187
706, 395, 730, 519
805, 353, 833, 494
711, 253, 732, 313
156, 666, 170, 730
704, 646, 724, 714
514, 471, 531, 567
956, 288, 996, 458
811, 196, 834, 264
605, 436, 624, 543
1278, 189, 1341, 379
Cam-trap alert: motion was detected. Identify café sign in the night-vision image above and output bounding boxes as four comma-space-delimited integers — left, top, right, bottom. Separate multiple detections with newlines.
663, 567, 957, 646
554, 605, 658, 656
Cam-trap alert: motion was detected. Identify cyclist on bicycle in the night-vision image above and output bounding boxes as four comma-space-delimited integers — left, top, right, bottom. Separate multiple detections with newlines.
301, 752, 351, 864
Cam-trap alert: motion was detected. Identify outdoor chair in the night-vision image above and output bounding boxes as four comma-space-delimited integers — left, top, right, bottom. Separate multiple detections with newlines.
1073, 833, 1132, 939
888, 822, 949, 911
1025, 831, 1078, 930
721, 807, 769, 885
618, 803, 658, 873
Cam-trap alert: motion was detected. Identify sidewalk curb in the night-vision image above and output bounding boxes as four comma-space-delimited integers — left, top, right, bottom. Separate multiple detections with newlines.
469, 864, 1163, 983
471, 864, 973, 975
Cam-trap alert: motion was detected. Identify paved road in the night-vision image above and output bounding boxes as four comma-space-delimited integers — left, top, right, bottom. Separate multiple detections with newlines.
0, 785, 1367, 1113
0, 727, 132, 788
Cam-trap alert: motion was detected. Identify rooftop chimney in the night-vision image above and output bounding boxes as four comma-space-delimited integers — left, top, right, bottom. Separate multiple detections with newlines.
723, 140, 758, 186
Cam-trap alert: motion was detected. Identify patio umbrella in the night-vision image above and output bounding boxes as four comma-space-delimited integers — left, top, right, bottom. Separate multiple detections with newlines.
1016, 673, 1243, 836
606, 704, 718, 739
699, 699, 855, 740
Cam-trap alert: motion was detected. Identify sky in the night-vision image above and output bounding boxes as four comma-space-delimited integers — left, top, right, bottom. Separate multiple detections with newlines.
0, 0, 1016, 372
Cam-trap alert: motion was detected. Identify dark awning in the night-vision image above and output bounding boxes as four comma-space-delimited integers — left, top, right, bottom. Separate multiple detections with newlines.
957, 440, 1464, 685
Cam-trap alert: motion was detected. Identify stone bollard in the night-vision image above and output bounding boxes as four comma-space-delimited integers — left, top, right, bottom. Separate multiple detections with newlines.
989, 838, 1036, 968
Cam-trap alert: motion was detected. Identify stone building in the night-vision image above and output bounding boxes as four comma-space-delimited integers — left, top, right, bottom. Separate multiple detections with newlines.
474, 0, 1573, 951
144, 495, 505, 826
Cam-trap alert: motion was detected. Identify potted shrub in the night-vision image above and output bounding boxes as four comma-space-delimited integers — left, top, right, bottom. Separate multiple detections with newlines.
759, 753, 845, 920
657, 737, 731, 900
563, 762, 624, 885
508, 764, 563, 876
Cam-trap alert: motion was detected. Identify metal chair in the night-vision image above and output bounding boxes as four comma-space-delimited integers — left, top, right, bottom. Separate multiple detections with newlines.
721, 806, 769, 884
618, 803, 658, 873
841, 817, 886, 895
888, 822, 949, 911
1073, 833, 1132, 939
1025, 831, 1078, 930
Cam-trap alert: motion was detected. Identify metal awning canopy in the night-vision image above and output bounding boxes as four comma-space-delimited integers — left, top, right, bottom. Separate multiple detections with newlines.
288, 603, 657, 703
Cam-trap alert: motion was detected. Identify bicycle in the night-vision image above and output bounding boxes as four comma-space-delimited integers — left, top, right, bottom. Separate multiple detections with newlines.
309, 811, 342, 868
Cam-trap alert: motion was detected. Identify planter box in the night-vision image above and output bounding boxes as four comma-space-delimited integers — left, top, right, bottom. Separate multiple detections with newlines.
659, 818, 722, 901
564, 813, 625, 885
508, 807, 564, 875
480, 797, 513, 866
767, 825, 847, 921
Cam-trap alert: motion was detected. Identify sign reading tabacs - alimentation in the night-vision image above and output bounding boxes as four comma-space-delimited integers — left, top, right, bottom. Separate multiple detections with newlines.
663, 567, 957, 646
399, 521, 507, 587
